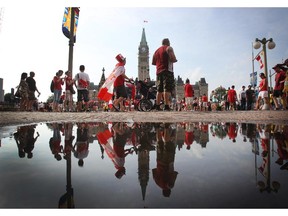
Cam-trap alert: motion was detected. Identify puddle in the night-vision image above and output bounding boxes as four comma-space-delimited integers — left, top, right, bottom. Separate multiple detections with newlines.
0, 122, 287, 208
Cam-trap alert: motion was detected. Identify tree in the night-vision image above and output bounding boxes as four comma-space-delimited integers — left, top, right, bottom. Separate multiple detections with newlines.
214, 86, 227, 102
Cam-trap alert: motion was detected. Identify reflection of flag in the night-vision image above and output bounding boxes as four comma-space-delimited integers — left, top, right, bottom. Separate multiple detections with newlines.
98, 64, 125, 102
62, 7, 80, 41
255, 51, 264, 69
97, 129, 123, 169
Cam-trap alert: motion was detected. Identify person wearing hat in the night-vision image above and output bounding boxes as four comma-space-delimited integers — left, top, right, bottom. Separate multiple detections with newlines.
272, 64, 286, 110
112, 54, 132, 112
152, 38, 177, 111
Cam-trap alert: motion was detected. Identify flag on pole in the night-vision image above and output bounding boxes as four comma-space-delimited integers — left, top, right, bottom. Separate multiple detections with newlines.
98, 64, 125, 102
255, 50, 264, 70
62, 7, 80, 41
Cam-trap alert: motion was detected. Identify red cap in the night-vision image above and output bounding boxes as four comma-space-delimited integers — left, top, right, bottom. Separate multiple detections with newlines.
115, 54, 126, 63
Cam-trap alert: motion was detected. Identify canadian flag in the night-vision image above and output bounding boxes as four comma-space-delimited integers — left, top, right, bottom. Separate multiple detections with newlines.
255, 51, 264, 70
98, 64, 125, 102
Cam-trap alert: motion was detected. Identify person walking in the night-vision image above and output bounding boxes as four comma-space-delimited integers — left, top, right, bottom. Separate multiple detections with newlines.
74, 65, 90, 112
52, 70, 64, 112
255, 73, 270, 110
17, 72, 29, 111
246, 85, 255, 110
26, 71, 41, 111
239, 86, 247, 110
227, 85, 237, 110
272, 64, 286, 110
152, 38, 177, 111
112, 54, 131, 112
64, 70, 75, 112
184, 78, 194, 111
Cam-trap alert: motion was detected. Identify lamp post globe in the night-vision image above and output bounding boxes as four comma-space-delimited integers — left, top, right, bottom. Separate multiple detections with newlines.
268, 41, 276, 49
253, 41, 261, 49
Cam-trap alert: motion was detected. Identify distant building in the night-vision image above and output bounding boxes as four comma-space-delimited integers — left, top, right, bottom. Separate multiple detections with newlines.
175, 76, 208, 101
0, 78, 4, 102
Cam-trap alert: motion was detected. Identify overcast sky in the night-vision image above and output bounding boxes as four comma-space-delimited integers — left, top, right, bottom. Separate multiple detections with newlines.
0, 1, 287, 101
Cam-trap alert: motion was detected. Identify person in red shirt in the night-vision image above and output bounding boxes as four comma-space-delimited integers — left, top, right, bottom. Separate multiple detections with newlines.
255, 73, 269, 110
201, 93, 208, 111
112, 54, 131, 112
227, 85, 237, 110
152, 38, 177, 111
184, 78, 194, 111
272, 64, 286, 110
52, 70, 64, 112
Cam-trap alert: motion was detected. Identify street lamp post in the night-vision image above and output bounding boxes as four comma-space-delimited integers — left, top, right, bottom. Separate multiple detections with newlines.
253, 38, 276, 109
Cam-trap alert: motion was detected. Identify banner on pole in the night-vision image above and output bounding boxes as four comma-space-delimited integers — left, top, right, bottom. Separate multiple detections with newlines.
62, 7, 80, 41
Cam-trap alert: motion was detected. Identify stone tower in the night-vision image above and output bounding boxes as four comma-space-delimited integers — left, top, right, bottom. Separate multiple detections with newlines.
138, 28, 150, 81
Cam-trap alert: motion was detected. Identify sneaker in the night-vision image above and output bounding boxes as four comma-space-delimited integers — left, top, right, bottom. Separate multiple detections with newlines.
155, 105, 162, 111
164, 105, 171, 111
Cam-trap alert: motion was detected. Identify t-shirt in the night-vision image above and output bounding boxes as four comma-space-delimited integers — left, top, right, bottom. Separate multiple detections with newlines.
26, 76, 36, 91
184, 84, 194, 97
75, 72, 90, 90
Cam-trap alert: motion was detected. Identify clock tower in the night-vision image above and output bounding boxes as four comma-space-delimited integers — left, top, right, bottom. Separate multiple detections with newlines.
138, 28, 150, 81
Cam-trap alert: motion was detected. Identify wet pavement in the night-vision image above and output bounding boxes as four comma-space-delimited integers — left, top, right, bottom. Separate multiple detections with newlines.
0, 121, 288, 208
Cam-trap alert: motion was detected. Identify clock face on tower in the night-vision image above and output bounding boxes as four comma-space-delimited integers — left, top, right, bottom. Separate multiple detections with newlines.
141, 47, 146, 53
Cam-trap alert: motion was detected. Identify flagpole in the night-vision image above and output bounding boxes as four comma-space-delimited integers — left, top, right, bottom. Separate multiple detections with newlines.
68, 8, 75, 76
252, 42, 255, 87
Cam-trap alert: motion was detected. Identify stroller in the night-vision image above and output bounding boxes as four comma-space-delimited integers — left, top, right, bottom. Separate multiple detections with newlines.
136, 81, 162, 111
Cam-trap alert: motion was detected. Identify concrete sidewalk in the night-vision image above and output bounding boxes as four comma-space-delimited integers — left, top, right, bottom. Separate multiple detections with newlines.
0, 110, 287, 127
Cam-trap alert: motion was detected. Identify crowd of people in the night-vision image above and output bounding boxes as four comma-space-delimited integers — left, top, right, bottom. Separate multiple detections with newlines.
13, 37, 287, 113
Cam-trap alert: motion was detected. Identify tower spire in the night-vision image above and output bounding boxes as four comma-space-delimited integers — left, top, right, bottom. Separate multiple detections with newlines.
140, 28, 147, 46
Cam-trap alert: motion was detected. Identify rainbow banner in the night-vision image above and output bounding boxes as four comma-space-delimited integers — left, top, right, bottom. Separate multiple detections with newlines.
62, 7, 80, 42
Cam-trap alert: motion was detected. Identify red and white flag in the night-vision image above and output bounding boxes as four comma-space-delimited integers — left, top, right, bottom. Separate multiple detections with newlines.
255, 51, 264, 70
98, 64, 125, 102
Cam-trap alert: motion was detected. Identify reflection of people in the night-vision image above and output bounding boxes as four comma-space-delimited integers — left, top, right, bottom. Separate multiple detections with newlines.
14, 125, 39, 158
73, 123, 89, 167
152, 123, 178, 197
112, 122, 133, 179
257, 124, 271, 177
24, 125, 39, 158
49, 123, 63, 161
14, 125, 29, 158
63, 123, 75, 159
227, 122, 238, 143
184, 123, 194, 150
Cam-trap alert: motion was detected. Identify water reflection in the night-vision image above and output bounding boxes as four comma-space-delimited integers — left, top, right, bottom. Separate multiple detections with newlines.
0, 121, 288, 208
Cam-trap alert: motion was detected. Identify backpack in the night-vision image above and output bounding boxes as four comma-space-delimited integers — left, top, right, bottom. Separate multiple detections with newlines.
50, 80, 54, 93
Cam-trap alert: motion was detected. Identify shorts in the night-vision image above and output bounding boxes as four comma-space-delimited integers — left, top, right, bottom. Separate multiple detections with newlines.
273, 90, 283, 98
28, 90, 36, 100
53, 90, 62, 103
258, 91, 268, 98
114, 85, 127, 99
77, 89, 89, 102
156, 71, 175, 93
65, 90, 73, 102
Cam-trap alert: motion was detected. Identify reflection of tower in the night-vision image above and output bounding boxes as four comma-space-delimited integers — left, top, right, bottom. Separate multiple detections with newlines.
138, 28, 150, 81
138, 149, 150, 201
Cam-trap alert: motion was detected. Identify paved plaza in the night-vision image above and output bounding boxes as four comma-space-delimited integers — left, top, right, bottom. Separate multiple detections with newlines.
0, 110, 287, 127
